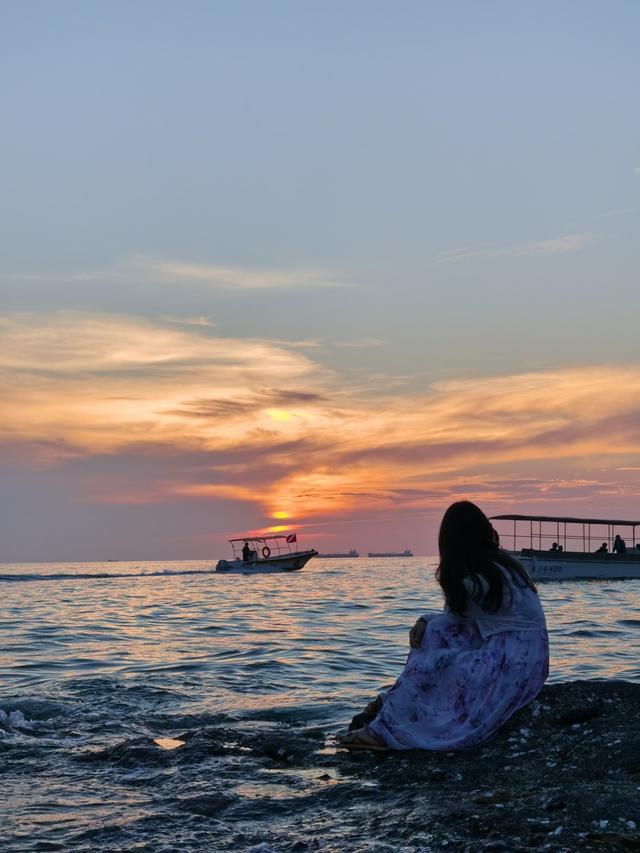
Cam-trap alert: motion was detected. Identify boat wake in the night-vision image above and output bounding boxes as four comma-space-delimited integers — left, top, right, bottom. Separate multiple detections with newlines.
0, 568, 218, 583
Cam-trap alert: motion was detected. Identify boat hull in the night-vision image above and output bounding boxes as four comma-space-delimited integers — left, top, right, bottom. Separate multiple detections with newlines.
215, 549, 318, 574
516, 551, 640, 580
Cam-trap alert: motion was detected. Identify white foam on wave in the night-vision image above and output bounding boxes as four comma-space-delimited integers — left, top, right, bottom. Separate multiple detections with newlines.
0, 705, 90, 749
0, 708, 38, 732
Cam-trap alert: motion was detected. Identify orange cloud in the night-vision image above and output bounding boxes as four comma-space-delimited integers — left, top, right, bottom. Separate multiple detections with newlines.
2, 312, 640, 531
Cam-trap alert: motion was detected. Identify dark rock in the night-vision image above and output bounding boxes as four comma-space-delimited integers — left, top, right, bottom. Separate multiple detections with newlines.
618, 744, 640, 775
554, 704, 603, 726
259, 736, 314, 764
587, 832, 640, 850
83, 680, 640, 852
301, 728, 325, 740
178, 792, 235, 816
543, 795, 567, 811
76, 737, 172, 767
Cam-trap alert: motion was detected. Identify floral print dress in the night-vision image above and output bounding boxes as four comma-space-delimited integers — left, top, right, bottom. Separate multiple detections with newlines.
368, 575, 549, 751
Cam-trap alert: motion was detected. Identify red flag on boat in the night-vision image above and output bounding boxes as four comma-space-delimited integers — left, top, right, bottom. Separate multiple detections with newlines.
286, 533, 297, 543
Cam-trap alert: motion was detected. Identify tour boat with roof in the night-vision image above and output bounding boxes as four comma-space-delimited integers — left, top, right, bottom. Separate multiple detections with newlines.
215, 532, 318, 574
490, 514, 640, 580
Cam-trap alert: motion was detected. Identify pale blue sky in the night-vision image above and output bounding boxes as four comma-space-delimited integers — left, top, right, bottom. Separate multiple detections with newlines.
3, 1, 639, 378
2, 2, 640, 559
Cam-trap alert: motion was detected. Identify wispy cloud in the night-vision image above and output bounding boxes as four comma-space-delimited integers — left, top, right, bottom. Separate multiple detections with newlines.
130, 256, 347, 290
598, 208, 635, 219
436, 234, 590, 264
2, 255, 350, 291
161, 315, 216, 327
334, 338, 388, 348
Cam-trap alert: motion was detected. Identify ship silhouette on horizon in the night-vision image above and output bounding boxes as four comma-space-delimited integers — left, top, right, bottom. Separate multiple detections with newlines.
367, 548, 413, 558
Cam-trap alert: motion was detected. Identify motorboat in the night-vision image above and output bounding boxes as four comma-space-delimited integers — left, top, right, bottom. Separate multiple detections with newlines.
490, 514, 640, 580
215, 533, 318, 574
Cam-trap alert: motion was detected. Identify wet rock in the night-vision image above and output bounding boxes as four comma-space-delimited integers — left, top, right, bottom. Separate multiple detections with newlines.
301, 728, 325, 740
619, 744, 640, 775
178, 792, 235, 816
586, 832, 640, 849
179, 726, 231, 757
50, 681, 640, 851
259, 736, 315, 764
554, 704, 603, 726
543, 794, 567, 811
77, 736, 172, 767
319, 681, 640, 851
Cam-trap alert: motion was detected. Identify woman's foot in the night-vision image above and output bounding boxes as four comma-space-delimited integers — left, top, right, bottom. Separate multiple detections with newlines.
336, 727, 389, 752
364, 695, 383, 715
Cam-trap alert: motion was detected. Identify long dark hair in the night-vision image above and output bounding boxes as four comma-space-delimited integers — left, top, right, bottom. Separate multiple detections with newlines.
435, 501, 537, 614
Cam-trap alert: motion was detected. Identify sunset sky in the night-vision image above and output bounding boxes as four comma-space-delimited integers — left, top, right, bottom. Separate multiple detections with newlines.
2, 1, 640, 560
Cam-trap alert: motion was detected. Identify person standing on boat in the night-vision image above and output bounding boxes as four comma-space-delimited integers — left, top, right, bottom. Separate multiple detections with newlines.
242, 541, 252, 561
338, 500, 548, 752
613, 534, 627, 554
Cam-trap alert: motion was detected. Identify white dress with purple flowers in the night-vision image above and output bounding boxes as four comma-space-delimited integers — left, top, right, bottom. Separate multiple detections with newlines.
368, 568, 549, 751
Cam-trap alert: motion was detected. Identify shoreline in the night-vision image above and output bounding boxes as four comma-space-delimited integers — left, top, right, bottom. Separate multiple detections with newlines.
4, 679, 637, 851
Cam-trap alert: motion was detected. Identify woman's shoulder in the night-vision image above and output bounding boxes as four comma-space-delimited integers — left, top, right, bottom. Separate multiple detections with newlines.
462, 573, 489, 595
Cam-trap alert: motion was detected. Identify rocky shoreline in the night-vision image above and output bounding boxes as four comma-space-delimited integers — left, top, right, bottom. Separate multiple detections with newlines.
7, 680, 640, 851
78, 680, 640, 852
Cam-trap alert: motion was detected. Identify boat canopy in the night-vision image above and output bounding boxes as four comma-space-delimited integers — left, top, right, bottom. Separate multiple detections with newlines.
229, 533, 297, 543
490, 514, 639, 551
491, 514, 640, 527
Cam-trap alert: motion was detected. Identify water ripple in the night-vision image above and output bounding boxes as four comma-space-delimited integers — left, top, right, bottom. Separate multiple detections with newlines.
2, 557, 640, 848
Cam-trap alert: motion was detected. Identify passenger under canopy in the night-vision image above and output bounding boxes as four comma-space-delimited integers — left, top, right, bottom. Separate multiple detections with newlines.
228, 533, 301, 561
490, 514, 640, 554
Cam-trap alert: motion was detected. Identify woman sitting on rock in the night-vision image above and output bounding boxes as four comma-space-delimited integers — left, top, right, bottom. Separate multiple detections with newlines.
338, 500, 549, 752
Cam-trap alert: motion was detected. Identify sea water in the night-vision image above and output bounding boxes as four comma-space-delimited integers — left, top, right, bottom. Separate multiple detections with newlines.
2, 557, 640, 850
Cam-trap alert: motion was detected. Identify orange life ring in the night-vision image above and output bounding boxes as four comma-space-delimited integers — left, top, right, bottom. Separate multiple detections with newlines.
262, 545, 271, 558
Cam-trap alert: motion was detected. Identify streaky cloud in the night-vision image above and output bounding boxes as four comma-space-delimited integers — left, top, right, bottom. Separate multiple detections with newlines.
1, 257, 352, 291
436, 233, 590, 264
161, 315, 216, 327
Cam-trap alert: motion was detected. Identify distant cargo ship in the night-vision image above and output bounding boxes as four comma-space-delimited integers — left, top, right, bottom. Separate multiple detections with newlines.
367, 549, 414, 558
318, 549, 359, 558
